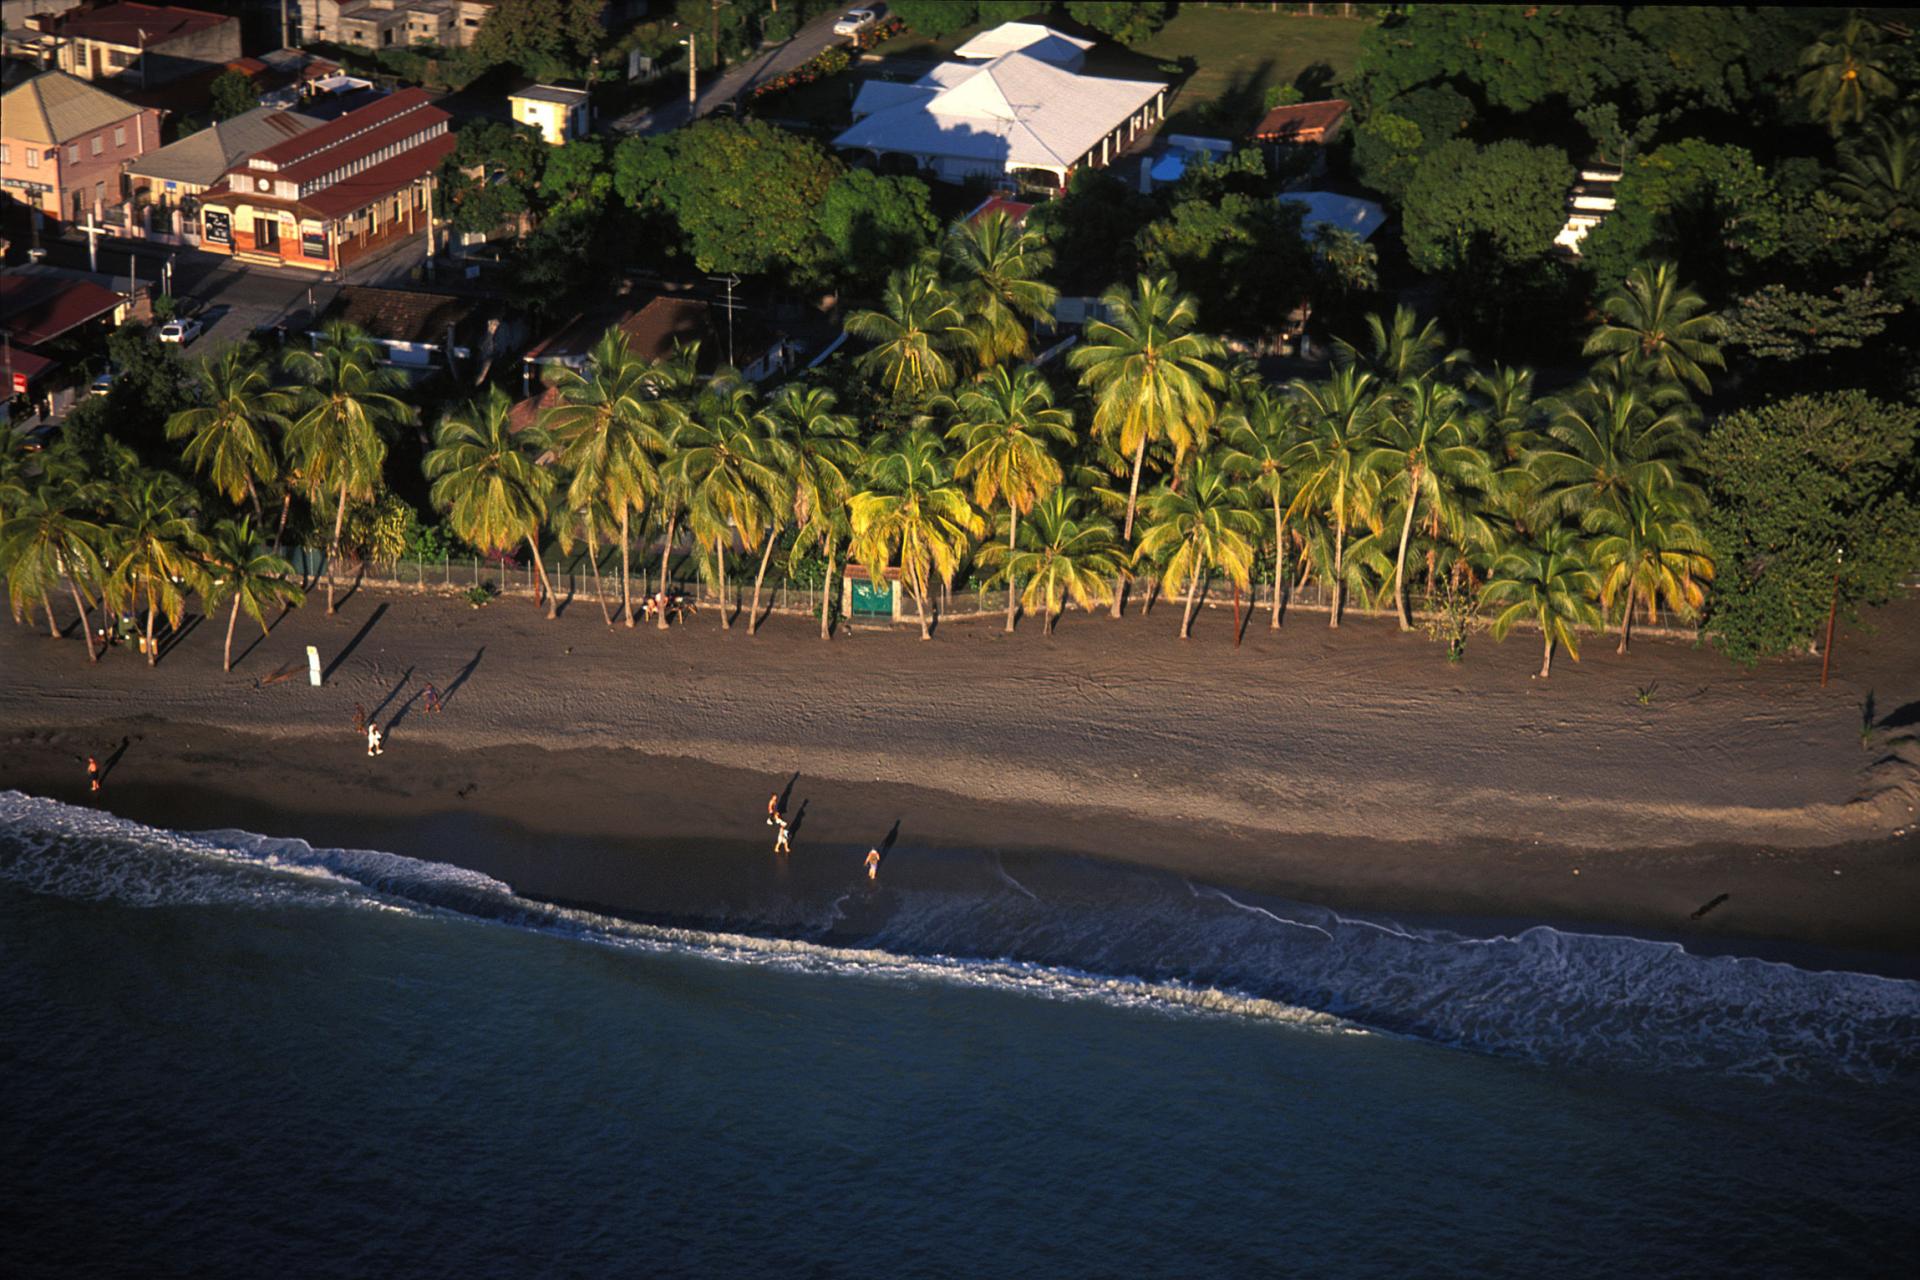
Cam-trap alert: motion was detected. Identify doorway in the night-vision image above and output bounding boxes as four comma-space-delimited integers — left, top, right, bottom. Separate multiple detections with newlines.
253, 216, 279, 252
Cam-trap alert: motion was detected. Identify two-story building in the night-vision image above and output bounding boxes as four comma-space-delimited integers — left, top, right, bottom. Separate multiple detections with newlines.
26, 3, 240, 89
0, 70, 162, 225
196, 88, 454, 273
292, 0, 493, 48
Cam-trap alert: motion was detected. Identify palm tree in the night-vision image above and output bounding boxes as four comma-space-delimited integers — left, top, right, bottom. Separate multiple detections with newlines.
544, 329, 676, 628
942, 210, 1060, 365
1133, 457, 1259, 641
846, 261, 977, 400
1366, 378, 1491, 630
946, 365, 1073, 632
107, 471, 207, 667
1798, 13, 1897, 134
165, 345, 291, 520
1334, 304, 1465, 384
1581, 262, 1727, 397
672, 383, 782, 631
767, 384, 860, 640
1470, 363, 1539, 463
284, 322, 409, 613
1284, 366, 1385, 628
1834, 114, 1919, 231
1529, 364, 1699, 531
1067, 273, 1225, 615
1218, 386, 1300, 629
0, 482, 105, 657
850, 429, 985, 640
977, 487, 1120, 637
1586, 480, 1714, 655
1481, 526, 1602, 679
203, 516, 302, 671
424, 388, 559, 618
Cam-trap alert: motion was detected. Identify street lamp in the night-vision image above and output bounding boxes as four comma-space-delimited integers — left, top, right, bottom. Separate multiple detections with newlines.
679, 35, 697, 107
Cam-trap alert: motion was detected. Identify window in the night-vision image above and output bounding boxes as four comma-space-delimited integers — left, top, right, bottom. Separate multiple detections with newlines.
114, 126, 126, 148
91, 135, 103, 156
0, 144, 8, 164
26, 148, 38, 169
68, 144, 79, 163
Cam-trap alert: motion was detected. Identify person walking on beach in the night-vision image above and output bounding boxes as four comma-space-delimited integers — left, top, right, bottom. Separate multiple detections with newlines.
423, 683, 441, 715
865, 847, 881, 881
86, 755, 101, 793
353, 703, 367, 738
773, 815, 791, 855
767, 793, 781, 825
366, 723, 384, 757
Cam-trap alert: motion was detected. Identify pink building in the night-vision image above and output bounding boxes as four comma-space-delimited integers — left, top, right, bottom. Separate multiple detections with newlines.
0, 70, 163, 225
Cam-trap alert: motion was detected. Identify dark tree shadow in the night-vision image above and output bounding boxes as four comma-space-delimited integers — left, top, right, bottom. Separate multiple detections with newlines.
1881, 700, 1920, 732
100, 736, 131, 782
442, 646, 485, 707
229, 603, 297, 671
371, 665, 415, 729
324, 602, 389, 682
155, 613, 202, 663
1293, 61, 1337, 100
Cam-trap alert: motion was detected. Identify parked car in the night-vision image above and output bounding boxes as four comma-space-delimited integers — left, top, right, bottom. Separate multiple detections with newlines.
833, 8, 877, 36
157, 316, 204, 345
90, 369, 116, 397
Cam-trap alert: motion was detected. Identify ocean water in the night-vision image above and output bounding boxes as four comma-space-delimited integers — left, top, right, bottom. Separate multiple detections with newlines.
3, 791, 1918, 1278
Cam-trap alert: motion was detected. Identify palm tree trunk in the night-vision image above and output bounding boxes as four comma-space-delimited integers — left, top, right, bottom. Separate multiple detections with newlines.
245, 476, 264, 526
43, 597, 60, 638
1393, 471, 1421, 631
1045, 597, 1057, 637
717, 537, 730, 631
1111, 434, 1148, 619
67, 578, 98, 663
915, 579, 930, 640
271, 489, 292, 560
1270, 496, 1284, 629
326, 483, 349, 614
1180, 561, 1202, 639
527, 536, 557, 620
1617, 591, 1633, 656
619, 507, 634, 628
820, 535, 835, 641
1540, 630, 1555, 679
144, 585, 158, 668
748, 525, 778, 636
1005, 508, 1018, 633
225, 596, 241, 671
1330, 515, 1345, 630
657, 514, 676, 631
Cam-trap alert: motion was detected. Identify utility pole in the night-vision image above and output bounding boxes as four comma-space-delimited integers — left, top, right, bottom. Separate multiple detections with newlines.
1821, 547, 1844, 687
709, 273, 741, 366
281, 0, 291, 49
686, 34, 698, 106
422, 180, 435, 280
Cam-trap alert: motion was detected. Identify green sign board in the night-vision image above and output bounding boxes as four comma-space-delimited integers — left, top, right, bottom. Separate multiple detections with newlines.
850, 578, 894, 617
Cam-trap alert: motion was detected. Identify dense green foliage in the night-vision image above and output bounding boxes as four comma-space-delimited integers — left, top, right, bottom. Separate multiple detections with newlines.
209, 71, 258, 121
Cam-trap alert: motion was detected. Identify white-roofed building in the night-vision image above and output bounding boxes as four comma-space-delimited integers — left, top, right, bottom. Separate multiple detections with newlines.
834, 24, 1165, 190
951, 21, 1094, 69
1281, 191, 1387, 242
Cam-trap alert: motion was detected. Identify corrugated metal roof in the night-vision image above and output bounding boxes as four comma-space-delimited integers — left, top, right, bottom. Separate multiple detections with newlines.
0, 71, 146, 145
1250, 98, 1349, 142
248, 88, 438, 170
39, 3, 231, 46
0, 272, 125, 347
128, 106, 322, 188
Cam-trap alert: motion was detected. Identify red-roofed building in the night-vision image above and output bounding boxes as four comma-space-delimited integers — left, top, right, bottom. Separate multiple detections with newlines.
29, 4, 241, 89
196, 89, 453, 273
965, 194, 1033, 226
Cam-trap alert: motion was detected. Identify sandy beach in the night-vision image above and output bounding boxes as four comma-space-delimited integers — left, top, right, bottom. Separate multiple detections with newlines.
4, 583, 1918, 954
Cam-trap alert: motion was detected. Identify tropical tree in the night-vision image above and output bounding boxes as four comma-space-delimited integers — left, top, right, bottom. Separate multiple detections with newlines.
767, 384, 860, 640
544, 329, 675, 627
1529, 364, 1699, 530
1481, 526, 1602, 679
672, 383, 783, 631
202, 516, 302, 671
165, 346, 291, 520
1334, 304, 1465, 385
1067, 273, 1225, 614
1285, 366, 1385, 628
107, 471, 207, 667
424, 388, 560, 618
946, 365, 1073, 631
1134, 456, 1261, 641
1797, 13, 1898, 134
1218, 386, 1300, 629
284, 323, 410, 613
846, 262, 978, 401
977, 487, 1120, 637
1581, 261, 1727, 397
942, 210, 1060, 365
1366, 378, 1491, 630
0, 481, 105, 656
1586, 481, 1714, 655
1834, 114, 1920, 231
849, 429, 985, 640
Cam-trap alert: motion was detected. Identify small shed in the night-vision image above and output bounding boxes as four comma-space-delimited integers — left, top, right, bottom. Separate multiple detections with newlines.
842, 565, 902, 622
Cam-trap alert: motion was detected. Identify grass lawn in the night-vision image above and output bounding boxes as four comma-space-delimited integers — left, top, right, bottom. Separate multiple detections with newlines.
1128, 8, 1372, 133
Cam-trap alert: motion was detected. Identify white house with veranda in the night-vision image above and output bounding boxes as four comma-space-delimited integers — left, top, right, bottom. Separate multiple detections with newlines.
832, 21, 1166, 191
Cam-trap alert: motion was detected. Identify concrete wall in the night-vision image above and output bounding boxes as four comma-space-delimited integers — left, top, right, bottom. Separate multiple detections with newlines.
58, 20, 243, 88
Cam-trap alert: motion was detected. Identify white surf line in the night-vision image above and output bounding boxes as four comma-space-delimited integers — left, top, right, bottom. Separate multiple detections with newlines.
993, 855, 1038, 901
1187, 881, 1334, 941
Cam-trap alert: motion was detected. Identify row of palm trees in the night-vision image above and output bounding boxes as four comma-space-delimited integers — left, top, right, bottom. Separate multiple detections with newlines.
4, 207, 1727, 678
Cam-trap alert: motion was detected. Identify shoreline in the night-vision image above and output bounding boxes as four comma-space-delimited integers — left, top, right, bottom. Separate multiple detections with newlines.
3, 584, 1918, 963
7, 722, 1920, 968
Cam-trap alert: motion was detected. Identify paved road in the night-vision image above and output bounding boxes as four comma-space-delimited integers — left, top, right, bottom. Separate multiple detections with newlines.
612, 9, 861, 136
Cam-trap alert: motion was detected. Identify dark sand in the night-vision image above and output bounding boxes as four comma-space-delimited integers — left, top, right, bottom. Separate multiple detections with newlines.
3, 582, 1918, 956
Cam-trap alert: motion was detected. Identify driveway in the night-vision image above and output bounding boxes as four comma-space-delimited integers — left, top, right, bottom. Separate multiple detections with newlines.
612, 8, 863, 135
